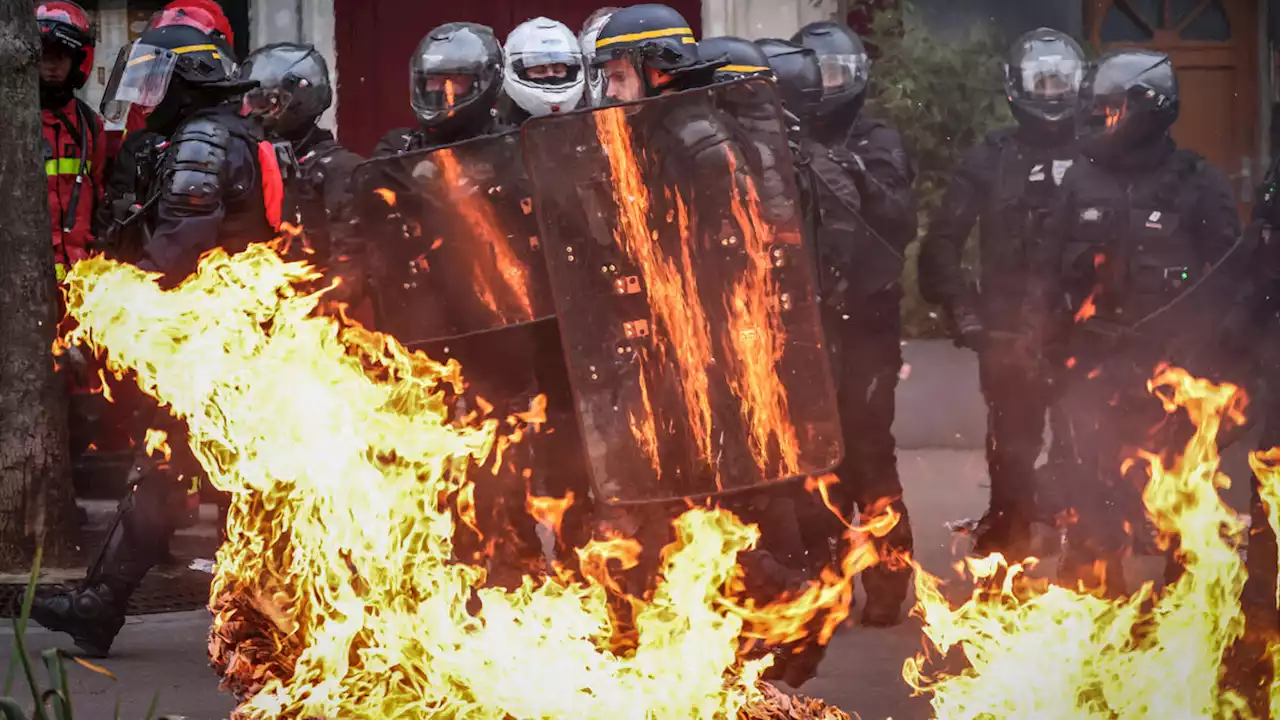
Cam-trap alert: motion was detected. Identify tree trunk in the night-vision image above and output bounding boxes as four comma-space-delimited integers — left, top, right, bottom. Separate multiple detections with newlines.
0, 0, 80, 569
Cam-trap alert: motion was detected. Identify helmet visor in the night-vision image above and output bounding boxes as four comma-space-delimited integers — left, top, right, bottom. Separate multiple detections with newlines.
817, 52, 869, 97
513, 52, 582, 85
241, 84, 291, 122
101, 42, 178, 123
411, 71, 480, 119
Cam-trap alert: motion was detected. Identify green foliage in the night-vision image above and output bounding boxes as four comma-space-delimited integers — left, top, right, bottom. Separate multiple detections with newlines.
858, 0, 1011, 336
0, 549, 159, 720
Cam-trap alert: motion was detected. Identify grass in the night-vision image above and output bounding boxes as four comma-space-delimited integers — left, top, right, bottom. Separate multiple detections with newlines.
0, 548, 161, 720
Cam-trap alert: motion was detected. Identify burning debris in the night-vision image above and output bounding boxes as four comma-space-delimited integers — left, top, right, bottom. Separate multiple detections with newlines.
62, 245, 872, 720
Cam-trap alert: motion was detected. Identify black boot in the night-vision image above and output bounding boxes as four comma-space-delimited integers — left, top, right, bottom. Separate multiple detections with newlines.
971, 508, 1033, 561
860, 503, 914, 627
29, 455, 173, 657
29, 583, 126, 658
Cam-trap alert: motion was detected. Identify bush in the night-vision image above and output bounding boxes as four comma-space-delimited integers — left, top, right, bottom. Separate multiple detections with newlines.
857, 0, 1012, 337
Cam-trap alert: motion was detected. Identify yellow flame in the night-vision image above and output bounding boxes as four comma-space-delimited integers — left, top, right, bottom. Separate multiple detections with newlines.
60, 246, 870, 719
905, 366, 1257, 718
144, 428, 171, 462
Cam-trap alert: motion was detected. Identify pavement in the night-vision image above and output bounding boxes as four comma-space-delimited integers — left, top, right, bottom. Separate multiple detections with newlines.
0, 340, 1238, 719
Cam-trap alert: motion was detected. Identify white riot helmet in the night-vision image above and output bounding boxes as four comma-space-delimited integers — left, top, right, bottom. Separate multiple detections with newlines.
503, 17, 585, 117
578, 7, 617, 106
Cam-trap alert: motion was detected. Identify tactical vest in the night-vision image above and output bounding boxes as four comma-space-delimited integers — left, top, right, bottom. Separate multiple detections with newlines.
1062, 150, 1207, 326
979, 137, 1075, 326
802, 124, 904, 306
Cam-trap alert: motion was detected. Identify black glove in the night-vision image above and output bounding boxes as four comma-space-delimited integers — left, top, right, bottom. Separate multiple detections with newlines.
946, 304, 985, 350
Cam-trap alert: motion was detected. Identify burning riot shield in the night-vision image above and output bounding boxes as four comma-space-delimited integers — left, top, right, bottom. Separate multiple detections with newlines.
351, 130, 555, 347
521, 78, 844, 504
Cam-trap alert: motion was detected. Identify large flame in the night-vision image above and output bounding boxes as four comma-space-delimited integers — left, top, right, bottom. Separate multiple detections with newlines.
905, 366, 1266, 718
61, 246, 861, 719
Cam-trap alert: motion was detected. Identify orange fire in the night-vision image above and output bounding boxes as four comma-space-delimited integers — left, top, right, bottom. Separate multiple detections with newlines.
594, 107, 716, 468
1075, 285, 1101, 323
906, 366, 1272, 718
60, 245, 866, 719
432, 147, 535, 323
372, 187, 396, 207
723, 152, 801, 477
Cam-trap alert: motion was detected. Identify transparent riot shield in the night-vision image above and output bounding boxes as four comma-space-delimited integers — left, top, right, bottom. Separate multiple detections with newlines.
351, 130, 555, 348
521, 78, 843, 504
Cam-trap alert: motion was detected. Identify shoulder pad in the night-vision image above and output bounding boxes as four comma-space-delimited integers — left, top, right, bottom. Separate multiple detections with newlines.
664, 111, 732, 160
164, 119, 232, 210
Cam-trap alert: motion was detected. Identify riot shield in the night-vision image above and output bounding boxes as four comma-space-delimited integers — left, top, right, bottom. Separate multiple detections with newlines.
351, 130, 556, 347
521, 78, 844, 504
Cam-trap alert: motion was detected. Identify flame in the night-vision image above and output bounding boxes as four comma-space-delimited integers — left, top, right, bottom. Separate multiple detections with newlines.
1248, 448, 1280, 717
144, 428, 172, 462
905, 366, 1262, 718
1105, 105, 1124, 129
433, 147, 535, 322
372, 187, 396, 207
723, 152, 801, 477
1075, 285, 1101, 323
594, 107, 716, 466
61, 246, 860, 719
526, 490, 574, 544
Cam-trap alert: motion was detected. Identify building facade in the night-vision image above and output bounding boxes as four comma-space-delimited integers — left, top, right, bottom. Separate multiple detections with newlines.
71, 0, 1275, 216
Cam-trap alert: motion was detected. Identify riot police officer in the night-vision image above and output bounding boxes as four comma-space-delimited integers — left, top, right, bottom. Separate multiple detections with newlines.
918, 28, 1086, 559
30, 20, 275, 657
499, 17, 586, 125
375, 23, 506, 156
239, 43, 364, 272
792, 20, 917, 626
1024, 49, 1238, 596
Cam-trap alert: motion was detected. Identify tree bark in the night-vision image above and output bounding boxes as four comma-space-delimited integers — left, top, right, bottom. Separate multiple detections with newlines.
0, 0, 80, 569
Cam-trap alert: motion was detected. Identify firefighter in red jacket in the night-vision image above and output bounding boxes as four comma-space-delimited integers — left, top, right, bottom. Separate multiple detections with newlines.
38, 1, 104, 282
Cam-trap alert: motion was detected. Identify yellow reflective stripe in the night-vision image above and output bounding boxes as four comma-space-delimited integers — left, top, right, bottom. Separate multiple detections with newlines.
596, 26, 693, 49
720, 64, 770, 74
172, 43, 218, 54
45, 158, 88, 175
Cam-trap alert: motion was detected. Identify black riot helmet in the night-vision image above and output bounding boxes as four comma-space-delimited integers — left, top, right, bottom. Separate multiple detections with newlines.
790, 21, 870, 121
757, 38, 823, 121
101, 23, 245, 133
593, 4, 719, 100
1078, 49, 1179, 163
409, 23, 503, 133
699, 36, 773, 83
239, 43, 333, 139
1004, 28, 1086, 135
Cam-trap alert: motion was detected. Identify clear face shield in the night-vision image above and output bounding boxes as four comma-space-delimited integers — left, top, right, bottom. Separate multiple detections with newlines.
1013, 54, 1083, 121
100, 41, 180, 125
817, 52, 869, 99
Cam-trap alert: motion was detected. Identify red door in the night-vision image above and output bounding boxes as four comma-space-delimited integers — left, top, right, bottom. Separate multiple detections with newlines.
334, 0, 704, 155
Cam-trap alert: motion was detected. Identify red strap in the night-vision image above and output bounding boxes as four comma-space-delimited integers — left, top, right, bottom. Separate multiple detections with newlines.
257, 140, 284, 231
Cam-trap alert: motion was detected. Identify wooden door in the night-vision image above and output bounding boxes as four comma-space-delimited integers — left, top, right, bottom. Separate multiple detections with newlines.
334, 0, 703, 156
1086, 0, 1260, 217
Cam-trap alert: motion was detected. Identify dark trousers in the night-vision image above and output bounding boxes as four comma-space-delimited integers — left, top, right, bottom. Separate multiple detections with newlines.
821, 293, 913, 608
978, 344, 1048, 521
